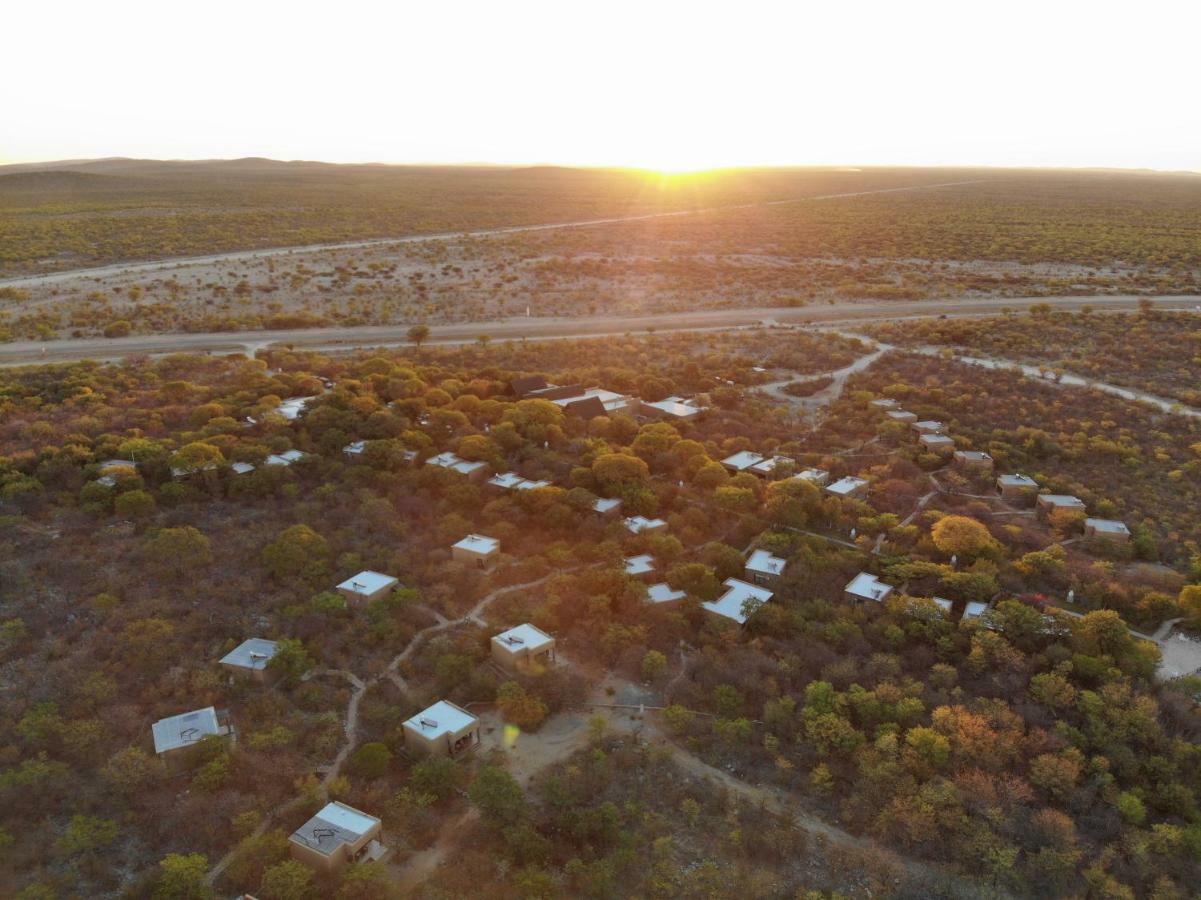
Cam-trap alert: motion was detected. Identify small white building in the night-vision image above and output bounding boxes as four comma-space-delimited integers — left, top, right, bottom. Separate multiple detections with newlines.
721, 451, 766, 473
491, 624, 556, 672
997, 473, 1038, 501
230, 461, 256, 475
343, 440, 367, 459
289, 802, 387, 875
870, 398, 900, 410
336, 571, 399, 607
513, 478, 551, 491
844, 572, 893, 604
624, 554, 656, 578
792, 468, 830, 487
703, 578, 773, 625
452, 534, 500, 569
1036, 494, 1087, 520
912, 420, 945, 435
641, 396, 708, 420
151, 706, 234, 771
593, 497, 622, 517
425, 451, 462, 469
402, 700, 481, 758
1084, 517, 1131, 542
749, 456, 795, 479
919, 433, 955, 455
274, 397, 316, 421
624, 516, 667, 535
647, 583, 687, 605
218, 638, 280, 681
826, 476, 869, 499
953, 450, 993, 472
488, 472, 525, 490
962, 601, 989, 621
887, 410, 918, 424
745, 549, 786, 586
265, 449, 308, 467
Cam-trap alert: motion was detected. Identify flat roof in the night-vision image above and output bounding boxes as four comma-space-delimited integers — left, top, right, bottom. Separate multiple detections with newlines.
721, 451, 765, 471
450, 459, 487, 475
625, 554, 655, 576
551, 387, 630, 410
647, 583, 687, 604
750, 455, 794, 476
454, 534, 499, 554
219, 638, 279, 671
643, 397, 705, 417
920, 433, 954, 444
793, 468, 829, 484
404, 700, 478, 740
625, 516, 666, 534
489, 472, 525, 489
963, 601, 989, 620
887, 410, 916, 419
593, 497, 621, 513
290, 801, 380, 856
845, 572, 893, 602
870, 398, 899, 408
955, 450, 991, 460
826, 476, 868, 496
703, 578, 773, 624
275, 397, 315, 420
1086, 517, 1130, 535
514, 478, 550, 490
913, 420, 944, 430
152, 706, 222, 754
230, 461, 256, 475
1038, 494, 1085, 508
265, 449, 307, 466
998, 473, 1037, 487
344, 440, 366, 455
337, 571, 398, 596
746, 549, 786, 577
492, 624, 554, 654
426, 451, 461, 468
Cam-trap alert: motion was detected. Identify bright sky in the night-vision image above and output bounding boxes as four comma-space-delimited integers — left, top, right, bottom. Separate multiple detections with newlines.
3, 0, 1198, 172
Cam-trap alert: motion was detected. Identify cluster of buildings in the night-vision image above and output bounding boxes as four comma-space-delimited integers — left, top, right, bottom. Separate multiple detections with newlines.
511, 376, 709, 422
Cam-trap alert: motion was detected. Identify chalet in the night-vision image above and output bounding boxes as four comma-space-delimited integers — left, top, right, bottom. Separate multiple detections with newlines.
912, 420, 945, 435
218, 638, 280, 682
919, 433, 955, 455
870, 398, 900, 410
511, 375, 551, 397
513, 478, 551, 491
792, 468, 830, 487
1085, 518, 1131, 542
452, 534, 500, 569
491, 624, 556, 672
745, 549, 786, 586
886, 410, 918, 424
826, 476, 869, 499
336, 571, 399, 607
426, 452, 489, 482
152, 706, 234, 772
547, 387, 637, 417
640, 396, 709, 421
289, 801, 388, 874
625, 515, 667, 535
953, 450, 994, 473
844, 572, 893, 604
749, 456, 795, 479
721, 450, 765, 473
962, 601, 989, 622
274, 397, 315, 421
403, 701, 481, 758
997, 473, 1038, 501
230, 461, 256, 475
593, 497, 622, 517
264, 449, 308, 467
646, 583, 687, 605
488, 472, 525, 490
1036, 494, 1086, 520
343, 440, 366, 459
703, 578, 773, 625
624, 554, 656, 579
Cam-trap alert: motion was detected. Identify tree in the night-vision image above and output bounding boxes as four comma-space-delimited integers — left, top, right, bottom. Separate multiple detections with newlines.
103, 746, 164, 794
410, 757, 463, 802
261, 524, 331, 584
153, 853, 212, 900
169, 441, 225, 476
469, 766, 527, 827
666, 562, 719, 600
930, 515, 997, 559
335, 862, 393, 900
267, 638, 313, 683
56, 815, 118, 855
497, 681, 549, 730
407, 324, 431, 349
259, 859, 315, 900
350, 742, 393, 779
114, 489, 156, 519
592, 453, 650, 494
145, 526, 212, 575
641, 650, 667, 682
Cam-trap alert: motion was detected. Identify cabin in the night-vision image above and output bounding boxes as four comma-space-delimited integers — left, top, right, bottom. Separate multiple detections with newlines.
826, 476, 869, 499
264, 449, 308, 467
343, 440, 367, 459
288, 801, 388, 874
919, 433, 955, 455
1036, 494, 1086, 520
702, 578, 773, 625
886, 410, 917, 424
646, 583, 687, 605
426, 452, 489, 482
218, 638, 279, 682
152, 706, 234, 772
546, 386, 637, 417
488, 472, 525, 490
844, 572, 893, 604
962, 601, 990, 622
403, 701, 481, 758
624, 554, 656, 579
749, 456, 795, 479
720, 451, 765, 473
592, 497, 622, 517
624, 515, 667, 535
870, 398, 900, 410
912, 420, 945, 435
1084, 518, 1131, 543
953, 450, 994, 473
452, 534, 500, 569
230, 461, 256, 475
336, 571, 399, 608
745, 548, 786, 586
997, 473, 1038, 501
792, 468, 829, 487
274, 397, 315, 421
640, 396, 708, 421
491, 624, 556, 672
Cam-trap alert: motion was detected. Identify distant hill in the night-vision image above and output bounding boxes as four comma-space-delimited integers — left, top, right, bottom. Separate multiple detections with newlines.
0, 169, 153, 193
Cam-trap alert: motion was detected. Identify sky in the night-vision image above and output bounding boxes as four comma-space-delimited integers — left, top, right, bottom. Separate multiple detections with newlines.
3, 0, 1199, 172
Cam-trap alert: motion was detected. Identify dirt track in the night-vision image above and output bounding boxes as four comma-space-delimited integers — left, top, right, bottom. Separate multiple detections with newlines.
2, 294, 1197, 367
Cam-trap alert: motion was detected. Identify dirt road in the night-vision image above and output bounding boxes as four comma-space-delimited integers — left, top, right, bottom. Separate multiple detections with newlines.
2, 294, 1197, 367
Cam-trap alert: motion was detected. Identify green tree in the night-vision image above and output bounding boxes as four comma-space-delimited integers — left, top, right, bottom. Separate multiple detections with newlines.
469, 766, 527, 827
153, 853, 212, 900
410, 757, 463, 802
114, 489, 157, 519
930, 515, 997, 559
145, 526, 212, 575
407, 324, 431, 349
259, 859, 315, 900
56, 815, 118, 855
267, 638, 313, 683
350, 742, 393, 779
641, 650, 668, 682
261, 524, 331, 584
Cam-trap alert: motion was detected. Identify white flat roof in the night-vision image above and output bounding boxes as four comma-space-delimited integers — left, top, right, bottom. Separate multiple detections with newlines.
337, 571, 398, 596
647, 583, 687, 604
933, 597, 953, 613
1086, 517, 1130, 535
955, 450, 991, 460
845, 572, 892, 602
913, 420, 944, 430
344, 440, 366, 455
703, 578, 773, 624
1039, 494, 1085, 508
887, 410, 916, 420
152, 706, 222, 754
722, 451, 765, 471
275, 397, 315, 420
644, 397, 705, 418
230, 461, 256, 475
793, 468, 829, 485
625, 516, 666, 534
625, 554, 655, 576
963, 601, 989, 620
870, 398, 899, 408
290, 801, 380, 856
514, 479, 550, 490
826, 476, 868, 496
920, 433, 954, 444
426, 451, 461, 468
492, 624, 554, 654
219, 638, 279, 671
750, 456, 794, 476
551, 387, 630, 409
454, 534, 499, 554
593, 497, 621, 513
998, 473, 1037, 487
404, 700, 478, 740
450, 459, 487, 475
746, 549, 786, 577
265, 449, 307, 466
489, 472, 525, 489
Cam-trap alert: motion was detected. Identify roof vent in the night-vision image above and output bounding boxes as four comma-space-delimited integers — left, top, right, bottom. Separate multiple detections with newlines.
419, 718, 438, 730
502, 636, 524, 646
